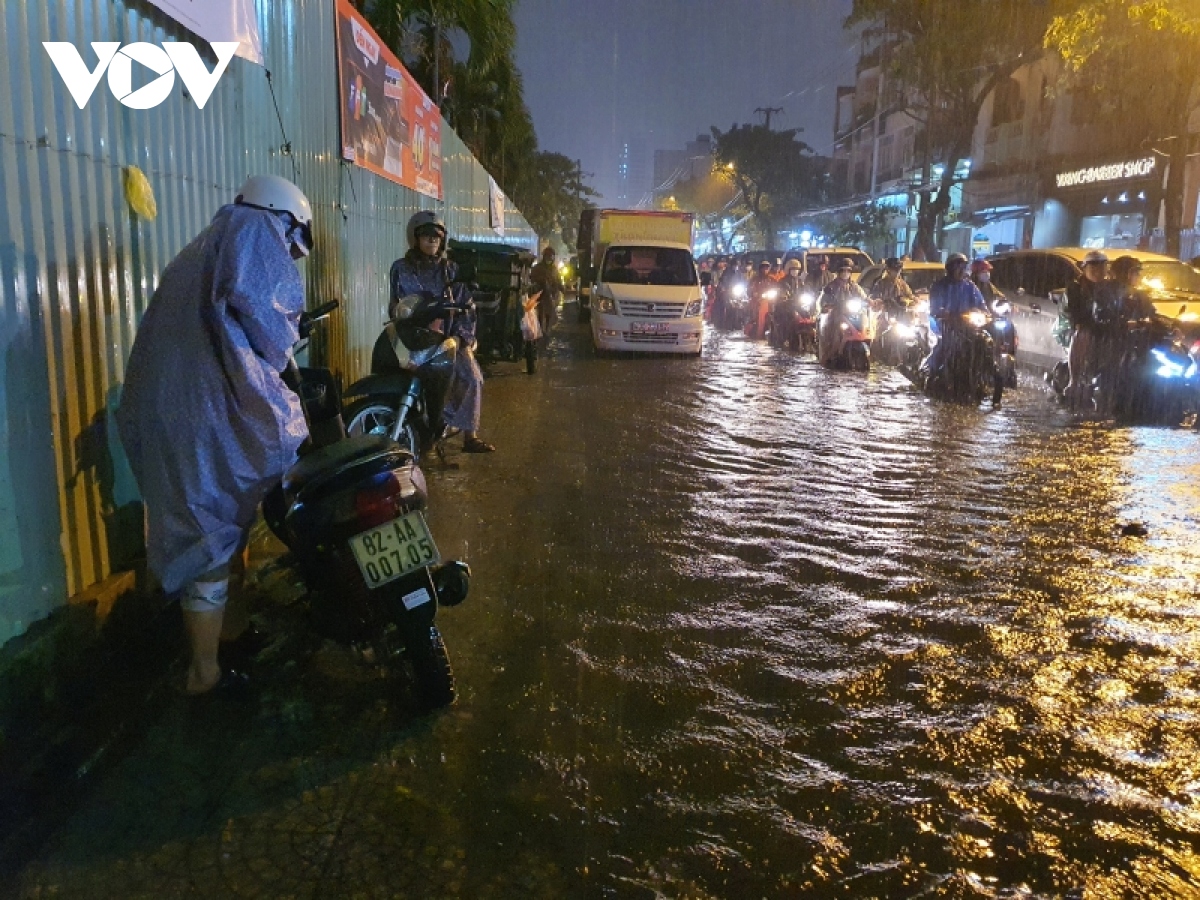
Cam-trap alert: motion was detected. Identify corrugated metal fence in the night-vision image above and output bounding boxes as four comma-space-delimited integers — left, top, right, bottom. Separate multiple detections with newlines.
0, 0, 536, 643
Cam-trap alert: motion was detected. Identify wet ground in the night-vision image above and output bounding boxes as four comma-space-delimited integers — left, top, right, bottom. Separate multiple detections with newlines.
10, 307, 1200, 898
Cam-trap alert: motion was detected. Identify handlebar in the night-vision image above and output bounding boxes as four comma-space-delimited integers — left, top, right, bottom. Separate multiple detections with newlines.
299, 299, 340, 338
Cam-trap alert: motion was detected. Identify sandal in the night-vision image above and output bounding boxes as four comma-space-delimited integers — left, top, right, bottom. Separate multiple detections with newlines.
462, 437, 496, 453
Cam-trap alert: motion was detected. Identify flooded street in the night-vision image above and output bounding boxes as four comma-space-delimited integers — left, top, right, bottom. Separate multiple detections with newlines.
14, 312, 1200, 899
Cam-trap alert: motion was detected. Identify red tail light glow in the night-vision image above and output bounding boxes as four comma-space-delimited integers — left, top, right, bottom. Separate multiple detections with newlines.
354, 474, 403, 528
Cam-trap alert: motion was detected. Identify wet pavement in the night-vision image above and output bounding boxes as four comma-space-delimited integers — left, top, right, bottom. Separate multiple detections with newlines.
9, 308, 1200, 898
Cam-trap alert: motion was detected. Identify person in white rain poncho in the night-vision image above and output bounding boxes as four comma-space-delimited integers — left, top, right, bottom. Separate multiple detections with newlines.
117, 175, 314, 697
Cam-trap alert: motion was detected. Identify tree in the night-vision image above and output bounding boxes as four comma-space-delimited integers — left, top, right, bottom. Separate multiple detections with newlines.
824, 204, 896, 259
667, 170, 739, 252
847, 1, 1063, 259
1045, 0, 1200, 257
710, 124, 828, 251
508, 152, 598, 248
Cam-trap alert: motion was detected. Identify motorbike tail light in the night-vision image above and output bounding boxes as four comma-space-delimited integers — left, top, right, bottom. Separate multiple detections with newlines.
355, 474, 404, 528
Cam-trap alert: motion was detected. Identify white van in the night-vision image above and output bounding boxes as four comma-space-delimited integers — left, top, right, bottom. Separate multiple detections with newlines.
579, 210, 704, 355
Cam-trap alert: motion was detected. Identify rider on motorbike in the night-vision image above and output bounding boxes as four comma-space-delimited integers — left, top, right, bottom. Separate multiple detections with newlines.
871, 257, 915, 315
390, 211, 495, 453
770, 259, 806, 347
818, 261, 870, 367
747, 259, 776, 339
971, 258, 1005, 312
1065, 249, 1109, 408
922, 253, 987, 378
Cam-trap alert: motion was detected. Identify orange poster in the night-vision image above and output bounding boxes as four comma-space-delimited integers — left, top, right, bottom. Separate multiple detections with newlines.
334, 0, 443, 201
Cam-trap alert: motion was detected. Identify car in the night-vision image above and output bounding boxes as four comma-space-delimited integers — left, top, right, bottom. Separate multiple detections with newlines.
987, 248, 1200, 371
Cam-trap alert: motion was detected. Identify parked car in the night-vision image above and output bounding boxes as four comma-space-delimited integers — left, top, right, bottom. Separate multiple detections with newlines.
987, 248, 1200, 371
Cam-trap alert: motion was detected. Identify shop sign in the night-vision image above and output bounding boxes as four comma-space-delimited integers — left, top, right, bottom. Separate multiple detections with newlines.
1056, 157, 1156, 189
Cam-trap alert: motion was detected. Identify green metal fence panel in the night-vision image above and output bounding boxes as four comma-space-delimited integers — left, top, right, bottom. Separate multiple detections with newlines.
0, 0, 537, 642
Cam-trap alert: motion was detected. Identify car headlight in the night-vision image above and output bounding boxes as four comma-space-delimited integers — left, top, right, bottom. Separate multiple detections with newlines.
846, 298, 863, 314
967, 310, 988, 328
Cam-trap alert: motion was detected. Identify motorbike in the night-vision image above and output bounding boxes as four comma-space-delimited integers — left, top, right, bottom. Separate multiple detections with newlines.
792, 290, 819, 354
872, 296, 925, 367
910, 310, 998, 406
342, 275, 470, 462
716, 280, 749, 331
268, 300, 471, 711
1090, 316, 1199, 424
986, 299, 1019, 399
818, 293, 871, 371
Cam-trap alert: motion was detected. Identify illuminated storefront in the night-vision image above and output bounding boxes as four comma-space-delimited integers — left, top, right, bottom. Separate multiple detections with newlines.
1036, 154, 1161, 250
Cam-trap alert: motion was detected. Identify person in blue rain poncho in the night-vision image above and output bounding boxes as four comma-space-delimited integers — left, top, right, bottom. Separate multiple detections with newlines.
389, 210, 496, 453
116, 175, 314, 697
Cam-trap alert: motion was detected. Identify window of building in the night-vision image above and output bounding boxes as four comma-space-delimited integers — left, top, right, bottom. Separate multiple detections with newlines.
991, 78, 1025, 127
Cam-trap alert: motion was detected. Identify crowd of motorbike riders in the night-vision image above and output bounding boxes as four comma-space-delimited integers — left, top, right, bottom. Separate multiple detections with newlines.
699, 248, 1190, 416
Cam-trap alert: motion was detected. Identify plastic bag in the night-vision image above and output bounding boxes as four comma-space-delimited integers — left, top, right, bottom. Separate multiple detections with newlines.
122, 165, 158, 220
521, 306, 542, 342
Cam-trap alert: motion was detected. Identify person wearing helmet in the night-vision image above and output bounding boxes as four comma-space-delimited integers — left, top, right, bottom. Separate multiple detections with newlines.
746, 258, 776, 339
923, 252, 987, 378
970, 258, 1006, 312
817, 261, 870, 365
529, 246, 563, 336
116, 174, 315, 697
770, 258, 807, 347
390, 211, 495, 453
870, 256, 914, 316
811, 255, 836, 290
1064, 249, 1110, 407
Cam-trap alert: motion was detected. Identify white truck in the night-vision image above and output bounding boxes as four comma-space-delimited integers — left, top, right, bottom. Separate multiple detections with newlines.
576, 209, 704, 355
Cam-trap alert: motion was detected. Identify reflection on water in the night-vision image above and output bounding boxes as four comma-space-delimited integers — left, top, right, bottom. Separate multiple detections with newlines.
17, 325, 1200, 898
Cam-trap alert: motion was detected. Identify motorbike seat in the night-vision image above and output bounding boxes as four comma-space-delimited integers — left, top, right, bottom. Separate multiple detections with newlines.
283, 435, 414, 495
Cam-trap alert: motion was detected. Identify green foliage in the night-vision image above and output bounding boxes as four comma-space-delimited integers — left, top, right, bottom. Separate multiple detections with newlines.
711, 124, 828, 250
846, 0, 1062, 255
356, 0, 595, 241
825, 204, 895, 255
508, 152, 598, 247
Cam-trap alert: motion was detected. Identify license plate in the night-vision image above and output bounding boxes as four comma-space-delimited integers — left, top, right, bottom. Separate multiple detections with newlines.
631, 322, 670, 334
349, 512, 441, 589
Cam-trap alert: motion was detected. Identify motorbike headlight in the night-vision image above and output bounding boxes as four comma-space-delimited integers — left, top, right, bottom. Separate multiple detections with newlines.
733, 284, 747, 298
763, 289, 779, 300
799, 293, 815, 310
914, 298, 930, 315
1152, 347, 1186, 378
893, 323, 915, 338
840, 322, 849, 331
967, 310, 988, 328
846, 298, 863, 314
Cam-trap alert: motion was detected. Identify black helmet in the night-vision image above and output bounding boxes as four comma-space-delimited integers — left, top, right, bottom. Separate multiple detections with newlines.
945, 252, 969, 273
885, 257, 902, 271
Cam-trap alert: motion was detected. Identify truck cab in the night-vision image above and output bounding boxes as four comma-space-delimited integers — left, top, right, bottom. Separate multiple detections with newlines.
579, 209, 704, 355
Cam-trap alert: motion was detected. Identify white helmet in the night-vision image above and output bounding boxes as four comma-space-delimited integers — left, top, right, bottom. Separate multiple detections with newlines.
1082, 250, 1109, 265
406, 210, 447, 254
235, 175, 314, 256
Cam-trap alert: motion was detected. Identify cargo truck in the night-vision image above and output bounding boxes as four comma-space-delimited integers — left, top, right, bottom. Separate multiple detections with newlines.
576, 209, 703, 355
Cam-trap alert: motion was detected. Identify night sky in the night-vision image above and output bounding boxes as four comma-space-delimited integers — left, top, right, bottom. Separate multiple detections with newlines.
515, 0, 859, 204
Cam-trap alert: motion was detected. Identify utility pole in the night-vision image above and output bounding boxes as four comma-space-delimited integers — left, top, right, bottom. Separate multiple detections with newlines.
754, 107, 783, 130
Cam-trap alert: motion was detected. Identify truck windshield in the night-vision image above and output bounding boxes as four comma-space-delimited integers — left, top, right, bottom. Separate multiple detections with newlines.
601, 247, 697, 286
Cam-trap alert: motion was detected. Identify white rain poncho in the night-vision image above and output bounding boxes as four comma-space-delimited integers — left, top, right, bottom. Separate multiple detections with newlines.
117, 204, 308, 594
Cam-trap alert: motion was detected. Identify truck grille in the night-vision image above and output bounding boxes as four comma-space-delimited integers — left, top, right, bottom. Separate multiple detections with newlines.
617, 300, 687, 319
622, 332, 681, 345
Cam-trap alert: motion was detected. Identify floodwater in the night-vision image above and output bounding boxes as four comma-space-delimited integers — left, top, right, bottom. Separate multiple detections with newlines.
13, 312, 1200, 898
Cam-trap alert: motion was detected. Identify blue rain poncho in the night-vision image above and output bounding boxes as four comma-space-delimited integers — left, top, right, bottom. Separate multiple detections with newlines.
117, 204, 307, 594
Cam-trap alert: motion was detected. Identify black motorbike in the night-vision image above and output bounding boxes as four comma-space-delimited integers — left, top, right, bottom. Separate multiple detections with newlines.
342, 276, 469, 461
269, 301, 470, 711
1092, 315, 1199, 423
902, 310, 998, 406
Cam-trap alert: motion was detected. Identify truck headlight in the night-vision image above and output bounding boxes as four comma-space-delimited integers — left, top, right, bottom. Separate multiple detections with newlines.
596, 294, 616, 314
684, 299, 702, 317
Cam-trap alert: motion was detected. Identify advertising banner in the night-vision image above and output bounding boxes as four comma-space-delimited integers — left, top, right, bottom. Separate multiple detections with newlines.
489, 176, 505, 236
335, 0, 444, 202
144, 0, 263, 64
